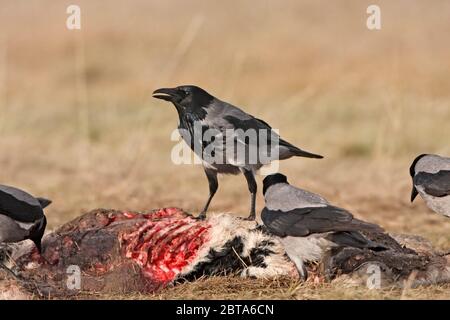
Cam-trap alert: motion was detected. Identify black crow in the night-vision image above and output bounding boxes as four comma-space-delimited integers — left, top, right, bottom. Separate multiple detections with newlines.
153, 85, 323, 220
261, 173, 386, 279
410, 154, 450, 217
0, 185, 51, 254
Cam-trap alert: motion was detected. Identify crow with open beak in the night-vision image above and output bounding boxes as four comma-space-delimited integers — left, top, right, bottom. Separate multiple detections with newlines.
153, 85, 323, 220
410, 154, 450, 218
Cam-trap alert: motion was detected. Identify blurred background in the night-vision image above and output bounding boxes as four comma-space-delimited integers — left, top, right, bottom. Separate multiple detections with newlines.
0, 0, 449, 248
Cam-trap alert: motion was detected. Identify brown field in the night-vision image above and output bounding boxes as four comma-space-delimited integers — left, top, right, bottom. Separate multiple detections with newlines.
0, 0, 449, 299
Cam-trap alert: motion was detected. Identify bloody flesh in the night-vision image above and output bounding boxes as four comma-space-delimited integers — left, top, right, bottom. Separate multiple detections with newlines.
3, 208, 449, 298
119, 208, 211, 283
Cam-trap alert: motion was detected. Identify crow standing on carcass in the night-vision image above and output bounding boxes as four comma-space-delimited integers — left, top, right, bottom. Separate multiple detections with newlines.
153, 85, 323, 220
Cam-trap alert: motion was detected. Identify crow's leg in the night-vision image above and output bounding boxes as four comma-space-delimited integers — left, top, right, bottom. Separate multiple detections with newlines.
243, 169, 257, 220
198, 168, 218, 220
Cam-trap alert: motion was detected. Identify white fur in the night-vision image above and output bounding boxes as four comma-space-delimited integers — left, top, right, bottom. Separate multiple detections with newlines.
178, 213, 295, 278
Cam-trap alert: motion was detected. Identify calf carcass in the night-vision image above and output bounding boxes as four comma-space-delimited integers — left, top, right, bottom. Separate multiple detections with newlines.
0, 207, 449, 298
1, 208, 295, 297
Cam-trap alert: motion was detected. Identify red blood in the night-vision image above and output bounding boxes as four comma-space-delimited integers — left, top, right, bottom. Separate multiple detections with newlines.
123, 211, 137, 219
152, 222, 191, 262
93, 263, 109, 274
63, 236, 74, 248
120, 208, 211, 283
30, 246, 45, 262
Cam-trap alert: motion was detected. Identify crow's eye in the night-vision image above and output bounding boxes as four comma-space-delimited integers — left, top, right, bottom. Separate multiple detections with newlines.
183, 90, 190, 95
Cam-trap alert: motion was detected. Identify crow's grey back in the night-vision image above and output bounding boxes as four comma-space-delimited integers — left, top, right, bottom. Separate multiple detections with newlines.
415, 154, 450, 174
0, 185, 43, 223
264, 183, 329, 212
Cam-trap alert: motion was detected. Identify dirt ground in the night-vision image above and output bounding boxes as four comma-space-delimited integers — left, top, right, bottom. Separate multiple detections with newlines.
0, 0, 449, 299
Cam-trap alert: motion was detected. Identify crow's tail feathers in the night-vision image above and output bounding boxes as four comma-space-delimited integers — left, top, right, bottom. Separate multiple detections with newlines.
326, 231, 388, 252
279, 140, 324, 159
292, 148, 324, 159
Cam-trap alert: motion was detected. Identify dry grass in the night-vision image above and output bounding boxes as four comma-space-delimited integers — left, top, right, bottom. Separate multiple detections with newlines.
0, 0, 449, 299
77, 277, 450, 300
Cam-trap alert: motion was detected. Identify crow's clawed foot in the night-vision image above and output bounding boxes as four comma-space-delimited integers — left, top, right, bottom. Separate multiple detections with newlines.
243, 213, 256, 221
196, 212, 207, 220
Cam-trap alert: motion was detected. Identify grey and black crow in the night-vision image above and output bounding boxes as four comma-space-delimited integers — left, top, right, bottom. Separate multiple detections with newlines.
152, 85, 323, 220
410, 154, 450, 218
261, 173, 386, 279
0, 185, 51, 254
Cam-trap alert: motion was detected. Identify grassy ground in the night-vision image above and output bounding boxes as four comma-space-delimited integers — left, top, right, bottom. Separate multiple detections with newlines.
0, 0, 449, 299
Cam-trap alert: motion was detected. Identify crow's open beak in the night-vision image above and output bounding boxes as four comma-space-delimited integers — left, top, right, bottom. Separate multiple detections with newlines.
411, 186, 419, 202
152, 88, 178, 102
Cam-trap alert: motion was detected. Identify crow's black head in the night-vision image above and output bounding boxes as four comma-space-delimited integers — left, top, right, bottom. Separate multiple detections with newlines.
30, 215, 47, 254
409, 154, 429, 202
263, 173, 288, 195
409, 154, 429, 178
152, 85, 214, 113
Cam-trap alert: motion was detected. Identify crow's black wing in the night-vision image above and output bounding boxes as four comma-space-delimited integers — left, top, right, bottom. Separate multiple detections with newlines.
223, 115, 272, 132
261, 207, 310, 237
261, 205, 383, 237
414, 170, 450, 197
324, 231, 387, 251
0, 185, 44, 223
222, 114, 292, 150
223, 115, 323, 159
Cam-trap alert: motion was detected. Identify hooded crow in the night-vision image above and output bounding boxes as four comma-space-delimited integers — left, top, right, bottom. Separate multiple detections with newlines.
410, 154, 450, 217
261, 173, 386, 279
0, 185, 51, 254
153, 85, 323, 220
